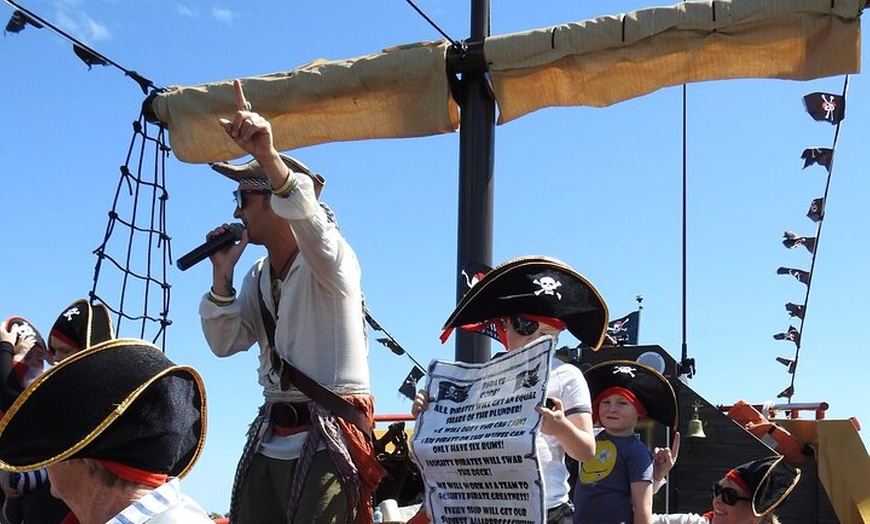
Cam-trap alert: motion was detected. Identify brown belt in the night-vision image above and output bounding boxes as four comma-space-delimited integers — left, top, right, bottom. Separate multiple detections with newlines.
271, 402, 311, 429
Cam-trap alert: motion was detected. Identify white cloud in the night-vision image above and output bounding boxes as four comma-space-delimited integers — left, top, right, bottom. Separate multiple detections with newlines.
53, 2, 111, 42
177, 4, 197, 18
211, 7, 234, 25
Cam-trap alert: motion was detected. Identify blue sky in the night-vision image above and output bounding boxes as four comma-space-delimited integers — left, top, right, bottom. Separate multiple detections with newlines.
2, 0, 868, 514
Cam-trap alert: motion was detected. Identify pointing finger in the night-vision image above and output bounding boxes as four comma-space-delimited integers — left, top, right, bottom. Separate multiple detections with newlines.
233, 79, 251, 111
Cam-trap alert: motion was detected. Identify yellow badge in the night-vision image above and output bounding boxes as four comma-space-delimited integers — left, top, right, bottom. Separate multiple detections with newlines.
579, 439, 617, 484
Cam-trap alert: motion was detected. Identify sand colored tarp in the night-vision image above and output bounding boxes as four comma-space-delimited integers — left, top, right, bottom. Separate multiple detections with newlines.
150, 40, 458, 163
779, 419, 870, 524
487, 0, 865, 123
150, 0, 864, 164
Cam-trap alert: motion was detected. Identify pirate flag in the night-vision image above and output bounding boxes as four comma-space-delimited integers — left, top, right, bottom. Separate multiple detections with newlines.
777, 267, 810, 286
800, 148, 833, 171
803, 92, 845, 124
777, 385, 795, 399
775, 357, 797, 374
606, 311, 639, 345
398, 366, 425, 401
782, 231, 816, 254
436, 380, 471, 403
806, 198, 825, 223
4, 10, 43, 34
773, 326, 801, 347
785, 303, 805, 320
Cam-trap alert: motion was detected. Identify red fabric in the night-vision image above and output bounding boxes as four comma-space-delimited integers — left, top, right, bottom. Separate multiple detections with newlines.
334, 394, 387, 524
702, 511, 714, 522
60, 512, 81, 524
96, 460, 168, 488
725, 469, 750, 494
593, 386, 648, 421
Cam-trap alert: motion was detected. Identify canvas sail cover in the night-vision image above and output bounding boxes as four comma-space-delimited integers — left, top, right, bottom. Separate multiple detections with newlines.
150, 41, 459, 163
150, 0, 864, 163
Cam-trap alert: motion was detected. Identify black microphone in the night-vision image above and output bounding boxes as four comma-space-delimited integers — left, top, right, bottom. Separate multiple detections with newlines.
176, 223, 246, 271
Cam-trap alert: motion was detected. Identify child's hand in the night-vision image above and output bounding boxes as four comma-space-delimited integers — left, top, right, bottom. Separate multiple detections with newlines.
536, 397, 565, 435
411, 390, 430, 418
0, 322, 15, 345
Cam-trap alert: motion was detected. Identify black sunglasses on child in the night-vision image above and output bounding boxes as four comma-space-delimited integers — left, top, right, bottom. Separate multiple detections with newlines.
711, 482, 751, 506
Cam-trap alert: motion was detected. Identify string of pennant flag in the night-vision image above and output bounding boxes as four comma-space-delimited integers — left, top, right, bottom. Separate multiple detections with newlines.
773, 81, 849, 402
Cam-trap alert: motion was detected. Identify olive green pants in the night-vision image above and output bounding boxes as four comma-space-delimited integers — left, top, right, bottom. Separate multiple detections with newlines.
236, 451, 348, 524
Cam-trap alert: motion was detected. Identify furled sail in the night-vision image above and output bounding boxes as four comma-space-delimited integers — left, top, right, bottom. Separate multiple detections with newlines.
149, 0, 864, 163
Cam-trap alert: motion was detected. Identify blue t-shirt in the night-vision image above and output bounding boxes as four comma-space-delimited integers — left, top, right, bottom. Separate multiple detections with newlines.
573, 432, 653, 524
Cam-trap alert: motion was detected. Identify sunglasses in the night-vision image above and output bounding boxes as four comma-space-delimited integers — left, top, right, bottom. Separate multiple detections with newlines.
233, 189, 270, 210
712, 482, 751, 506
510, 315, 540, 336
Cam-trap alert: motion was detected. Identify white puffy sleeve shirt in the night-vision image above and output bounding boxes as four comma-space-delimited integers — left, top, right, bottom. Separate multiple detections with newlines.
199, 174, 370, 402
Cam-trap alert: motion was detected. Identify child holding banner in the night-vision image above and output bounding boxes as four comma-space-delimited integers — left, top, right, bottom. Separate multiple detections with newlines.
413, 256, 609, 524
573, 360, 678, 524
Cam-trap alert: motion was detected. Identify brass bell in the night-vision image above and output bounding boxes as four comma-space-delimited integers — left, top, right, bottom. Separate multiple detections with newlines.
687, 400, 707, 439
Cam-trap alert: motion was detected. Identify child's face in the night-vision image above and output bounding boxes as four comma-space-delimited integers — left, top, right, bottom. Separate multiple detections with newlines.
598, 393, 640, 435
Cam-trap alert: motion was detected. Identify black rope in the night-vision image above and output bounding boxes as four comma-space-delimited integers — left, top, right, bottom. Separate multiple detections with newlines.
90, 112, 173, 349
402, 0, 459, 46
2, 0, 159, 93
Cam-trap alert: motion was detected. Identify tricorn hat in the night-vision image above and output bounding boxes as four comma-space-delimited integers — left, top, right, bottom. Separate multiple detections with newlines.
3, 316, 47, 355
441, 256, 609, 349
211, 154, 325, 197
0, 338, 206, 477
48, 298, 115, 357
584, 359, 678, 429
727, 455, 801, 516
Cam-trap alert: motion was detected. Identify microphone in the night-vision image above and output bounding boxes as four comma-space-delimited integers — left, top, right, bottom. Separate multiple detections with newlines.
176, 223, 246, 271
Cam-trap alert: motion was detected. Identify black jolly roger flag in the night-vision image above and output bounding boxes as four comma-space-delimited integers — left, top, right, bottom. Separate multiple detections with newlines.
782, 231, 817, 254
803, 92, 846, 124
398, 365, 425, 401
606, 311, 640, 345
777, 266, 810, 286
777, 385, 795, 399
436, 380, 471, 403
785, 302, 805, 320
801, 148, 833, 171
773, 326, 801, 346
807, 198, 825, 223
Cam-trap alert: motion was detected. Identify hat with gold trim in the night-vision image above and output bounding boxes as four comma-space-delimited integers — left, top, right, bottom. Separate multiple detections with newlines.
584, 359, 677, 429
0, 339, 206, 477
441, 256, 609, 349
48, 298, 114, 358
211, 154, 325, 197
726, 455, 801, 516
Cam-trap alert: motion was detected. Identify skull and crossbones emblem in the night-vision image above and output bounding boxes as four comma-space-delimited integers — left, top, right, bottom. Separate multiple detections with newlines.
820, 94, 837, 121
63, 307, 81, 322
612, 365, 637, 378
533, 276, 562, 299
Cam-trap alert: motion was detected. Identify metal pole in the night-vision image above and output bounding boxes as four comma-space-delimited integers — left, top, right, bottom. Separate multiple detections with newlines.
455, 0, 494, 364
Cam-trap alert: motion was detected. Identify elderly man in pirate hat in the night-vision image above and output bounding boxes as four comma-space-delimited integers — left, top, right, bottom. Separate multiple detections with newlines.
652, 455, 801, 524
574, 360, 678, 524
198, 79, 382, 523
0, 339, 211, 524
412, 256, 608, 524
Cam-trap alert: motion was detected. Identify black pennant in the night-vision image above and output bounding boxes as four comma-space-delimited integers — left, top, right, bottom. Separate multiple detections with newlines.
784, 303, 805, 320
377, 337, 405, 356
777, 266, 810, 286
806, 198, 825, 223
801, 148, 833, 171
782, 231, 816, 254
775, 357, 797, 374
73, 44, 109, 70
398, 366, 425, 401
803, 92, 846, 124
777, 385, 795, 399
5, 10, 44, 34
773, 326, 801, 346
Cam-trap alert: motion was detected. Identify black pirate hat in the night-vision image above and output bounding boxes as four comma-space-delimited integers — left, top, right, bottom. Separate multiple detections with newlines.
48, 298, 114, 357
584, 359, 677, 429
4, 316, 47, 354
0, 339, 206, 477
441, 256, 609, 349
211, 154, 325, 197
726, 455, 801, 517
